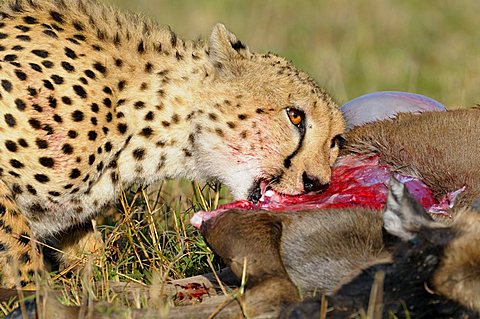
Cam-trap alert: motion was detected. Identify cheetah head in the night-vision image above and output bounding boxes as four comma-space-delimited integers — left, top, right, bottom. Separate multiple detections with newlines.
194, 24, 345, 201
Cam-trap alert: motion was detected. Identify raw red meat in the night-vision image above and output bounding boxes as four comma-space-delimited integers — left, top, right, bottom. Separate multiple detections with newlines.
191, 154, 462, 228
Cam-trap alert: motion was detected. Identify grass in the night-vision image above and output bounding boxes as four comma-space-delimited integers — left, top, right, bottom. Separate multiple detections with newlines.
2, 0, 478, 317
0, 181, 228, 316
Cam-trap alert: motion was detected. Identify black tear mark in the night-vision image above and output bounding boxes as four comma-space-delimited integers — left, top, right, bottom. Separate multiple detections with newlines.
283, 118, 306, 169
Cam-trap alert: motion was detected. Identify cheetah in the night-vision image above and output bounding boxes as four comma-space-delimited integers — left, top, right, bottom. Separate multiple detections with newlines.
0, 0, 344, 287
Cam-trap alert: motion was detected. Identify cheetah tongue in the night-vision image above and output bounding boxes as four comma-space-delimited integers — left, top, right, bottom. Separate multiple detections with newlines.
191, 154, 457, 229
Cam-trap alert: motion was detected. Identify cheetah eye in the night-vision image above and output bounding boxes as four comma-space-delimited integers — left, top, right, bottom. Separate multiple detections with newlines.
286, 108, 304, 127
330, 135, 345, 149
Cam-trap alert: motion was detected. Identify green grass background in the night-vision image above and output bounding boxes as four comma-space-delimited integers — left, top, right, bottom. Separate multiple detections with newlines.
109, 0, 480, 108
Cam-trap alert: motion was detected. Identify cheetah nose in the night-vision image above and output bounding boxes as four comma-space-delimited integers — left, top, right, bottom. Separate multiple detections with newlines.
302, 172, 329, 193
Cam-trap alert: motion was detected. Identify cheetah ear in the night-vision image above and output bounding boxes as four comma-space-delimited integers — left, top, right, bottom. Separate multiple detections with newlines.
383, 176, 434, 241
208, 23, 250, 74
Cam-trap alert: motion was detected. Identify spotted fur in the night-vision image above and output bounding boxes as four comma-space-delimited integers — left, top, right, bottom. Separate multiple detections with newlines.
0, 0, 344, 287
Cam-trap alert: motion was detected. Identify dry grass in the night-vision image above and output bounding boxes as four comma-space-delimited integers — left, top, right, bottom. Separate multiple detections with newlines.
0, 181, 229, 316
2, 0, 478, 317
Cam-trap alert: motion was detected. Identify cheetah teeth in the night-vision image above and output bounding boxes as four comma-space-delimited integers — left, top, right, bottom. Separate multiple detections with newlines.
264, 189, 274, 198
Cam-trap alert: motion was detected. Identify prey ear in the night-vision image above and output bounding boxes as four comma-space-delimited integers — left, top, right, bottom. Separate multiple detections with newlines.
208, 23, 250, 74
383, 176, 433, 241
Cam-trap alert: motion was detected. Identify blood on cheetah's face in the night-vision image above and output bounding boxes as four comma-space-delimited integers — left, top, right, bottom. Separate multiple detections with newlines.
194, 24, 345, 201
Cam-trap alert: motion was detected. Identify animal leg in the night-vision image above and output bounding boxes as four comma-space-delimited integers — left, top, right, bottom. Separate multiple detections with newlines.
0, 184, 41, 288
201, 210, 300, 315
52, 220, 104, 273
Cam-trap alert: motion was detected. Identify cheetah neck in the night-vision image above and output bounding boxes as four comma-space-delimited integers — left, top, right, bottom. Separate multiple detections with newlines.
0, 0, 247, 193
112, 43, 220, 187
